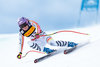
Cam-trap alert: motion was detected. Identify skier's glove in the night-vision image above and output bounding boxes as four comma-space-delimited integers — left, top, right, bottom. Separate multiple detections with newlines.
17, 52, 22, 59
35, 34, 40, 39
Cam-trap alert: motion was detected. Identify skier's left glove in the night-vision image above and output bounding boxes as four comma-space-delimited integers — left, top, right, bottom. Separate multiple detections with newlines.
35, 34, 40, 39
17, 52, 22, 59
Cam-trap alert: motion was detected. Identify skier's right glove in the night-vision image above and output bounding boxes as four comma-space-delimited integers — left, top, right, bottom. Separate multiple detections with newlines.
35, 33, 40, 39
17, 52, 22, 59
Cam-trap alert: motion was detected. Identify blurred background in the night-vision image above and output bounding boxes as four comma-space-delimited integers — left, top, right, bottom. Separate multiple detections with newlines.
0, 0, 100, 34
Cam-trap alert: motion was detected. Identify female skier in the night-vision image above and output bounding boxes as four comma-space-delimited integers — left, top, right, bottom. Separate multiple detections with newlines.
17, 17, 77, 59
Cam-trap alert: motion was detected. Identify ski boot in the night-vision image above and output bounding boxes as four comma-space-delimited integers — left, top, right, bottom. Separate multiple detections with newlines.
68, 41, 78, 47
43, 47, 56, 54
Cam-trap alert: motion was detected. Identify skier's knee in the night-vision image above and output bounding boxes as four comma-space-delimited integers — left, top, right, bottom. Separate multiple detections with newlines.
30, 43, 41, 51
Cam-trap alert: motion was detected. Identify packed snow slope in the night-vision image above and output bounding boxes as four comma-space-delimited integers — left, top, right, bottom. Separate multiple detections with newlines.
0, 24, 100, 67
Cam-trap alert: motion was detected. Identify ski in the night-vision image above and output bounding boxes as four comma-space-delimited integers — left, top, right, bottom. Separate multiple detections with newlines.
34, 50, 57, 63
34, 47, 77, 63
64, 46, 77, 54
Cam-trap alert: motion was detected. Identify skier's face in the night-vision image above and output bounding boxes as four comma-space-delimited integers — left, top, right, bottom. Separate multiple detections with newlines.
22, 25, 29, 31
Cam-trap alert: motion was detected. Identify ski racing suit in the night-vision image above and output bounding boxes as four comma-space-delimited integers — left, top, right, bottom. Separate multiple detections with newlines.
18, 20, 77, 54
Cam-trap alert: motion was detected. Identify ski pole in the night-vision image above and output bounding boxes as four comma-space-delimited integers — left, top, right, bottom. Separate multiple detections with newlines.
22, 50, 46, 58
31, 30, 89, 41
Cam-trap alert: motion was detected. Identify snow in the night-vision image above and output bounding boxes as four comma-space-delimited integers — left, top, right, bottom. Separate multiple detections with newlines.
0, 24, 100, 67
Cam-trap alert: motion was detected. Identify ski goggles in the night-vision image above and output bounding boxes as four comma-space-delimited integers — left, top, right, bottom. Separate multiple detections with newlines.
19, 23, 28, 29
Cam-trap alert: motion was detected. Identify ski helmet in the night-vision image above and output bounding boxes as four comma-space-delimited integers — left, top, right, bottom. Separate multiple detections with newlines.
18, 17, 30, 28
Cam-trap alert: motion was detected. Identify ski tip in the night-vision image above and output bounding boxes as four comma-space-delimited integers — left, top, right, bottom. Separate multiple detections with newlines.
34, 59, 38, 63
64, 50, 68, 54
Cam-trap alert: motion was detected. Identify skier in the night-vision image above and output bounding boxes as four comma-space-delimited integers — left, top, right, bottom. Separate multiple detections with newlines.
17, 17, 78, 59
